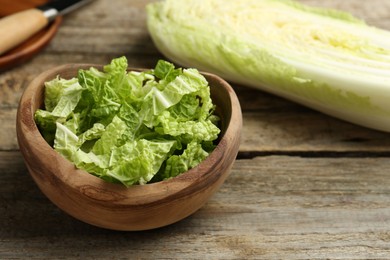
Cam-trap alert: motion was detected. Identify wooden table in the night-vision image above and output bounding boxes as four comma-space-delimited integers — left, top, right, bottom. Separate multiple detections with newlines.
1, 0, 390, 258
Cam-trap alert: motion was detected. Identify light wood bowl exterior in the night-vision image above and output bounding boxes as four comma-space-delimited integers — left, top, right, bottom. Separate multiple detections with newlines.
16, 64, 242, 231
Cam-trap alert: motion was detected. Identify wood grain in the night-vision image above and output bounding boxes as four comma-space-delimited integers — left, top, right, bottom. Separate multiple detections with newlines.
0, 9, 49, 55
1, 0, 390, 258
2, 152, 390, 258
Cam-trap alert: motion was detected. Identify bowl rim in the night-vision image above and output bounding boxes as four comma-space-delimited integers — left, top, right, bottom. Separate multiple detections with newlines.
16, 63, 242, 207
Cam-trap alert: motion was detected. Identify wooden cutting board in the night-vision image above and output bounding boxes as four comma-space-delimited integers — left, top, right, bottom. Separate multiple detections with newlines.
0, 0, 48, 16
0, 0, 62, 71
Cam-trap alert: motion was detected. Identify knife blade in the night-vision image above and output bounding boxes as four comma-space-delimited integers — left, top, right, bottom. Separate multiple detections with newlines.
0, 0, 93, 56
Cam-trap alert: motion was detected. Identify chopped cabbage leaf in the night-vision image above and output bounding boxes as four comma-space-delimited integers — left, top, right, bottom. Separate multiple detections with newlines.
35, 57, 220, 186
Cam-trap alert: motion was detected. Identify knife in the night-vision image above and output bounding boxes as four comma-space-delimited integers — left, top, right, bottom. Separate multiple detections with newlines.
0, 0, 93, 55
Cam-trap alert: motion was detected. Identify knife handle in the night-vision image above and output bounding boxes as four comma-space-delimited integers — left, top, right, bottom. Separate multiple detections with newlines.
0, 9, 48, 55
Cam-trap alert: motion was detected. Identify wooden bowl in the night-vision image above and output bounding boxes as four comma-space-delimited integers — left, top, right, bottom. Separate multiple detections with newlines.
16, 64, 242, 231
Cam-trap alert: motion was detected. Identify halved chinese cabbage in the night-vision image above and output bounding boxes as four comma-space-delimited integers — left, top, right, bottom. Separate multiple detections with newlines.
147, 0, 390, 131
